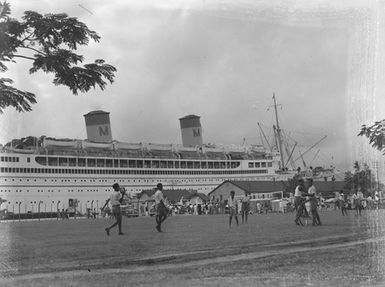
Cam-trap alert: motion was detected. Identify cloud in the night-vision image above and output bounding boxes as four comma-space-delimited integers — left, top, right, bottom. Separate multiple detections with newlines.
1, 0, 377, 174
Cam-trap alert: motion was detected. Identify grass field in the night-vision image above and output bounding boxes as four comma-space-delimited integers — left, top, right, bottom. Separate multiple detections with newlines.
1, 209, 385, 286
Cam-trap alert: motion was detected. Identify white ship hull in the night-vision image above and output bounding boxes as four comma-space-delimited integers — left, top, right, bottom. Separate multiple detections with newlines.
0, 150, 292, 213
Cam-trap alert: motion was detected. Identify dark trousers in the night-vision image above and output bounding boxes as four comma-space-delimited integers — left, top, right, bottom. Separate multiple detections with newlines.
295, 204, 305, 224
108, 206, 122, 233
156, 203, 168, 229
340, 200, 347, 216
311, 209, 321, 225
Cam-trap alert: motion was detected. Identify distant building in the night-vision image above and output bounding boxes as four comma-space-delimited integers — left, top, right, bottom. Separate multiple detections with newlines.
186, 193, 210, 205
209, 180, 285, 203
138, 189, 195, 211
208, 180, 347, 202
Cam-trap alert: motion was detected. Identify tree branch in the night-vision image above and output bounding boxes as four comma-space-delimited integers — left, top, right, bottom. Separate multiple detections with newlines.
19, 45, 46, 56
13, 54, 35, 60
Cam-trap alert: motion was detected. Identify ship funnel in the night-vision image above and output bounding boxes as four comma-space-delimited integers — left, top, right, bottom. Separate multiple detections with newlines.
179, 115, 203, 147
84, 110, 112, 143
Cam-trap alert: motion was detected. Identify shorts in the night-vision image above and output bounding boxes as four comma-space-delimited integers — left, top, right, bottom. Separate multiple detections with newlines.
112, 205, 121, 218
156, 203, 168, 217
229, 207, 237, 216
241, 202, 249, 212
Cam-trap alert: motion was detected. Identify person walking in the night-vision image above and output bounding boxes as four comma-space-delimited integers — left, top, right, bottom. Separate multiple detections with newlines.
228, 190, 239, 228
357, 189, 364, 215
154, 183, 168, 232
306, 178, 321, 225
308, 193, 322, 226
294, 179, 306, 225
241, 190, 250, 224
294, 179, 305, 212
101, 183, 125, 236
339, 190, 348, 216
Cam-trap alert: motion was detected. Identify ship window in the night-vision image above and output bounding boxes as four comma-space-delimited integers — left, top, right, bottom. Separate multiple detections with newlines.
261, 162, 266, 168
268, 162, 272, 167
69, 158, 76, 167
175, 161, 179, 168
59, 158, 68, 166
120, 160, 128, 168
87, 159, 96, 167
114, 160, 119, 167
128, 160, 136, 168
97, 159, 105, 167
167, 161, 173, 168
152, 161, 159, 168
160, 161, 167, 168
35, 157, 47, 166
181, 161, 186, 169
48, 157, 58, 166
249, 162, 254, 168
194, 162, 200, 169
78, 158, 86, 167
144, 160, 151, 168
214, 162, 219, 169
106, 159, 113, 167
27, 158, 30, 163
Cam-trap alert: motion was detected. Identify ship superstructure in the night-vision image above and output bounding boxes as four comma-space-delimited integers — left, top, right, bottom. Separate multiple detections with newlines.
0, 112, 289, 214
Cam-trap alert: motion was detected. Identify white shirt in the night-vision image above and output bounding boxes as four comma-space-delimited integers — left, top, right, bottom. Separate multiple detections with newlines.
294, 185, 302, 197
241, 195, 250, 204
308, 185, 316, 196
110, 191, 122, 206
154, 189, 164, 204
228, 196, 237, 208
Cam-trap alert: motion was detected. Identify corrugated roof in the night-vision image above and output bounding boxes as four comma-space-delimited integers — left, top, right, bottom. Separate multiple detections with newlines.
209, 180, 346, 196
139, 189, 194, 202
186, 193, 210, 201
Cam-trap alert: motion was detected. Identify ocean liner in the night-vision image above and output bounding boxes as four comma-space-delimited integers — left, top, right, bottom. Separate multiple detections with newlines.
0, 110, 292, 214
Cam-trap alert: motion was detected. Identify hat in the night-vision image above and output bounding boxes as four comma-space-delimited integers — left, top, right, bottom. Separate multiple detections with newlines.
112, 183, 120, 190
156, 183, 163, 189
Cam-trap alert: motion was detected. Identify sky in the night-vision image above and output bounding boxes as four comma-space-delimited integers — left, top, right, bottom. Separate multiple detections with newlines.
1, 0, 385, 177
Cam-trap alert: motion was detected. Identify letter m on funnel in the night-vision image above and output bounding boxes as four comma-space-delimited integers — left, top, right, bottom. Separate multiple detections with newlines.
84, 110, 113, 143
99, 126, 110, 136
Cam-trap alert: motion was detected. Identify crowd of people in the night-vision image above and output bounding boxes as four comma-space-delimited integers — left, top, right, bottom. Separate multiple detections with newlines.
99, 180, 383, 235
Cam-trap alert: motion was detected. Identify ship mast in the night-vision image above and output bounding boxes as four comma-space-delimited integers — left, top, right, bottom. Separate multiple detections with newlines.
272, 93, 285, 170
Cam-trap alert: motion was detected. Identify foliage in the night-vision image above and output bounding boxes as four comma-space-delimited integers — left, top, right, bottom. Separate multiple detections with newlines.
0, 1, 116, 113
343, 170, 353, 191
358, 120, 385, 153
344, 161, 375, 196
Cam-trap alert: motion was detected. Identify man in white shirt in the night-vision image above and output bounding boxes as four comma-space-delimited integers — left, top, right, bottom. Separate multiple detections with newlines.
307, 178, 321, 225
228, 190, 239, 228
339, 190, 347, 216
294, 179, 306, 225
294, 179, 305, 211
241, 191, 250, 224
102, 183, 125, 236
154, 183, 168, 232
